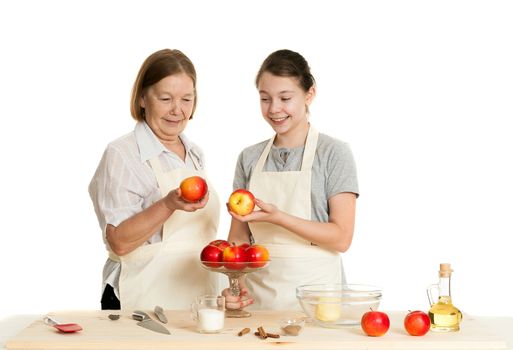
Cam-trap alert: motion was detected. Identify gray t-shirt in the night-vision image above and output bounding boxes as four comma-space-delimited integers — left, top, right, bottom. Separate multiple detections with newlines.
233, 133, 359, 223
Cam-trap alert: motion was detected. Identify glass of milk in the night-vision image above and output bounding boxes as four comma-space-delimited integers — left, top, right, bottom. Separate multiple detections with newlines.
191, 295, 225, 333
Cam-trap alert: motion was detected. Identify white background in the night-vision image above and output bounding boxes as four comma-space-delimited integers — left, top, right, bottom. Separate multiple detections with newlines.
1, 0, 512, 321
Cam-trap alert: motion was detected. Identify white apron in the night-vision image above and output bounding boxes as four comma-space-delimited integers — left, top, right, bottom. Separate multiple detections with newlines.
109, 155, 219, 310
247, 126, 342, 310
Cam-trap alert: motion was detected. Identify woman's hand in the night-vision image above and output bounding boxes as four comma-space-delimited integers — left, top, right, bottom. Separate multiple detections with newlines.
222, 287, 254, 310
228, 199, 282, 224
164, 188, 209, 212
106, 188, 210, 257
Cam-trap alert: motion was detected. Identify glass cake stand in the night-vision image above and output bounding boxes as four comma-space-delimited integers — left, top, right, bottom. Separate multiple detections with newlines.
201, 261, 269, 318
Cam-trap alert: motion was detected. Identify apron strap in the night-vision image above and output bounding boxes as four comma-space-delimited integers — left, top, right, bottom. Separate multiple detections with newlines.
254, 137, 275, 173
149, 157, 168, 198
253, 125, 319, 173
301, 126, 318, 171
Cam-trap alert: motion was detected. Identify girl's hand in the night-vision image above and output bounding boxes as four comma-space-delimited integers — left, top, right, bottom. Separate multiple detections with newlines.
222, 287, 254, 310
164, 188, 209, 212
228, 199, 282, 224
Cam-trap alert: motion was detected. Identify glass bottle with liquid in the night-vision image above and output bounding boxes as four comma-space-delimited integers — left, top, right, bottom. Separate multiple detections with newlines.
427, 263, 463, 332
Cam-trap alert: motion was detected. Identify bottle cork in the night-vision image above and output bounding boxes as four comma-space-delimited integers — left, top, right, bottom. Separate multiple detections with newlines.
439, 263, 453, 277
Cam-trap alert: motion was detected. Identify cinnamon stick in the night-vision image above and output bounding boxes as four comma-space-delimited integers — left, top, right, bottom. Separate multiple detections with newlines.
266, 333, 280, 339
238, 327, 250, 336
253, 327, 280, 339
257, 326, 267, 339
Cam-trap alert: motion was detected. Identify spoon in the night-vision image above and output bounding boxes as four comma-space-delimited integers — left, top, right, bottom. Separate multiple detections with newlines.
44, 316, 83, 333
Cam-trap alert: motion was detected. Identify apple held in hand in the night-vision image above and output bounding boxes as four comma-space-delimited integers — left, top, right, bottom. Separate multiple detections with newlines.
404, 310, 430, 336
180, 176, 208, 202
361, 310, 390, 337
200, 244, 224, 268
227, 189, 255, 216
222, 243, 248, 270
246, 244, 269, 268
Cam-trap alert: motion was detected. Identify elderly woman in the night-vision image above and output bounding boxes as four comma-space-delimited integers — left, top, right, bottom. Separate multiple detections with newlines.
89, 49, 219, 310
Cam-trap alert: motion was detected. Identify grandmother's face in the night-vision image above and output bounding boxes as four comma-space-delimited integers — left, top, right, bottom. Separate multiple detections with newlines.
140, 73, 195, 142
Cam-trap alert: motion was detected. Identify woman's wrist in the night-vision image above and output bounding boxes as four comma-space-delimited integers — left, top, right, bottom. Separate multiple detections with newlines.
160, 197, 175, 213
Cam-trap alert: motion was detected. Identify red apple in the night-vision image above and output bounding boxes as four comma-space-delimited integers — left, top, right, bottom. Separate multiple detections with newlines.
200, 244, 224, 268
361, 310, 390, 337
180, 176, 208, 202
209, 239, 230, 251
222, 244, 248, 270
227, 189, 255, 216
239, 242, 250, 250
404, 310, 430, 336
246, 244, 269, 268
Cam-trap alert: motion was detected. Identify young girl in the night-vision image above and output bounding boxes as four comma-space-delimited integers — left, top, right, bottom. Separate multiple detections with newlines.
226, 49, 359, 310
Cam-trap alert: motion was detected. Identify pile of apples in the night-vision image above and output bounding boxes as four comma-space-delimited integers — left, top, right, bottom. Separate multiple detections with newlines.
179, 177, 266, 270
361, 309, 431, 337
200, 239, 269, 270
179, 176, 266, 270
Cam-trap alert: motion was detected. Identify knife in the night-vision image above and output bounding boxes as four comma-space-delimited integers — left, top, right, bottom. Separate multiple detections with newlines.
132, 310, 170, 335
154, 305, 168, 324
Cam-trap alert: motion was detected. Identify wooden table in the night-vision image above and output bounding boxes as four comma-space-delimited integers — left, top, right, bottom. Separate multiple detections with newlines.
3, 310, 510, 349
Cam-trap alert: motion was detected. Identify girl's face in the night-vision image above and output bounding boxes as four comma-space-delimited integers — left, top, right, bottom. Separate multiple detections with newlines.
140, 72, 195, 142
257, 72, 315, 136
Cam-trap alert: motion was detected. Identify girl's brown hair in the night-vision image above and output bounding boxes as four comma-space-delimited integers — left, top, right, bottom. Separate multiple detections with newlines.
130, 49, 197, 121
255, 49, 315, 92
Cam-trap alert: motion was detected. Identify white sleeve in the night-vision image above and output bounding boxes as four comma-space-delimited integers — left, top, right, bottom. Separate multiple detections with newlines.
88, 145, 145, 243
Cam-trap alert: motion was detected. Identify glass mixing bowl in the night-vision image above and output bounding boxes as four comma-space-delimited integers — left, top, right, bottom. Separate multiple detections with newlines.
296, 284, 382, 328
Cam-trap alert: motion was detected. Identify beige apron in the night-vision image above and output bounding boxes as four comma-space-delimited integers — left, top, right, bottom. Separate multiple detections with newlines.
109, 155, 219, 310
247, 126, 342, 310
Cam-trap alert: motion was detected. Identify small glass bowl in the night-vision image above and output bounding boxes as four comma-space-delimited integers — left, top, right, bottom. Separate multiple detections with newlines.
296, 284, 382, 328
280, 318, 305, 336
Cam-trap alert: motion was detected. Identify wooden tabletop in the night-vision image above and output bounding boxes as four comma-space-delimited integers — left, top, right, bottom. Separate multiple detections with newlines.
4, 310, 509, 350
